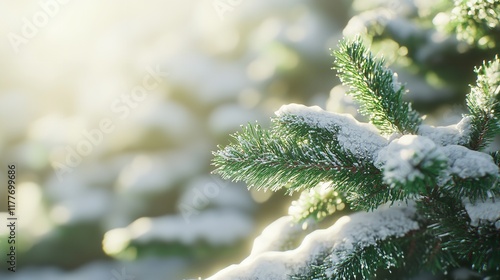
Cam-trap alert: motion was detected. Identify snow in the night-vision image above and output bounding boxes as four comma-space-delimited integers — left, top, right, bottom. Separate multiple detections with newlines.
207, 202, 419, 280
249, 216, 312, 257
417, 116, 471, 146
326, 85, 360, 117
464, 199, 500, 229
135, 100, 199, 143
441, 145, 498, 179
343, 9, 392, 38
111, 210, 254, 247
178, 176, 255, 213
351, 0, 415, 14
386, 17, 420, 42
51, 189, 112, 224
0, 258, 188, 280
392, 72, 403, 93
375, 133, 497, 186
276, 104, 388, 161
116, 149, 206, 195
375, 135, 446, 184
0, 91, 39, 140
167, 53, 249, 106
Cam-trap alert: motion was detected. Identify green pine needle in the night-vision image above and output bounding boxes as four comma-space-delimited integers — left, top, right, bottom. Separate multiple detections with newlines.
333, 37, 422, 135
466, 56, 500, 150
289, 184, 347, 222
450, 0, 500, 48
212, 121, 382, 197
212, 36, 500, 279
419, 195, 500, 274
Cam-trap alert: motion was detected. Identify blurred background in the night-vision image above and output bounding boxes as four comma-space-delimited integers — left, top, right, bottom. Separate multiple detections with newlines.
0, 0, 496, 279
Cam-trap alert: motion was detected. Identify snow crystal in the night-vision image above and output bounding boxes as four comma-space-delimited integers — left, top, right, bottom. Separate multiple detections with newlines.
392, 72, 403, 92
276, 104, 387, 161
375, 135, 446, 184
418, 116, 471, 146
207, 202, 419, 280
441, 145, 498, 179
464, 199, 500, 229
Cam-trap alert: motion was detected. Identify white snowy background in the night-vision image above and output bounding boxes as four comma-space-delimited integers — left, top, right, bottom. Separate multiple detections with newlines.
0, 1, 350, 279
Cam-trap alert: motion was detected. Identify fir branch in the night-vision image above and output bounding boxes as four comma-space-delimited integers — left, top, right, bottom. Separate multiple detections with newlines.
333, 37, 422, 135
212, 123, 381, 195
439, 145, 500, 200
344, 180, 406, 211
329, 236, 409, 279
290, 230, 445, 280
375, 135, 448, 195
446, 175, 498, 201
419, 195, 500, 276
490, 151, 500, 195
288, 204, 423, 280
289, 184, 347, 222
450, 0, 500, 48
466, 56, 500, 150
330, 228, 459, 279
491, 150, 500, 167
212, 105, 416, 210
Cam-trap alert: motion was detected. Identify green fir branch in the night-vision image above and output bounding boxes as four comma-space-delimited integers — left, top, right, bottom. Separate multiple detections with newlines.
466, 56, 500, 150
289, 185, 347, 223
212, 36, 500, 279
213, 109, 416, 210
212, 123, 381, 195
450, 0, 500, 48
491, 150, 500, 166
419, 194, 500, 276
446, 175, 498, 201
333, 37, 422, 135
329, 236, 408, 280
290, 229, 447, 280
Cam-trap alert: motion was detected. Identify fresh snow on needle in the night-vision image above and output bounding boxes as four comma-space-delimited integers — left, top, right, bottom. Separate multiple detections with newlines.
441, 145, 498, 179
464, 199, 500, 229
418, 116, 471, 146
276, 104, 388, 160
375, 135, 445, 184
207, 202, 419, 280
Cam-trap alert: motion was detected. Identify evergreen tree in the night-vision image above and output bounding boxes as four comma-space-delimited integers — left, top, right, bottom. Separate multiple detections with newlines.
209, 35, 500, 280
342, 0, 500, 113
